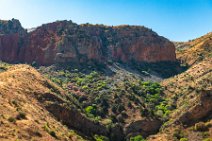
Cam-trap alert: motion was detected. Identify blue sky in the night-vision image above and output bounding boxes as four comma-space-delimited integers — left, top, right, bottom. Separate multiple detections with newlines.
0, 0, 212, 41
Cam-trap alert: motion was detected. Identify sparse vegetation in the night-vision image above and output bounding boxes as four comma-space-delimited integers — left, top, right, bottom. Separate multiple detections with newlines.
16, 111, 27, 120
38, 64, 174, 126
94, 135, 109, 141
173, 129, 186, 140
43, 123, 57, 138
0, 29, 210, 140
130, 135, 146, 141
180, 138, 188, 141
8, 117, 16, 123
194, 122, 209, 131
0, 61, 10, 72
202, 138, 212, 141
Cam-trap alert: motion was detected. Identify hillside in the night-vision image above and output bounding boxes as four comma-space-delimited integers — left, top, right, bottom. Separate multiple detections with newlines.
1, 58, 210, 141
148, 59, 212, 141
0, 18, 211, 141
0, 62, 172, 141
0, 64, 88, 141
0, 19, 176, 65
175, 32, 212, 66
38, 62, 171, 139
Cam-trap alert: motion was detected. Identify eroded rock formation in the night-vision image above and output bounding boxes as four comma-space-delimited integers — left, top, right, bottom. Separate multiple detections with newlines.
0, 19, 176, 65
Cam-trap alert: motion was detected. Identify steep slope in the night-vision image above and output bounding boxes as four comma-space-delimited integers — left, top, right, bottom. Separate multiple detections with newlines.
148, 59, 212, 141
0, 19, 176, 65
148, 33, 212, 140
175, 32, 212, 66
38, 63, 168, 140
0, 19, 27, 63
1, 63, 165, 141
162, 59, 212, 124
0, 64, 89, 141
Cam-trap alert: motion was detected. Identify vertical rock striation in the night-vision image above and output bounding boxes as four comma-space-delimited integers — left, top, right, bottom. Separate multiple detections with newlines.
0, 19, 176, 65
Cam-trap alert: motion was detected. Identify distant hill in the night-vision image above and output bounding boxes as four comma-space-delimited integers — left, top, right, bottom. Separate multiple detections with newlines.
175, 32, 212, 66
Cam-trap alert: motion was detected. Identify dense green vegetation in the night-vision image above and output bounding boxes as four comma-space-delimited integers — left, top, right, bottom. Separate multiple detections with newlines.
39, 64, 173, 125
130, 135, 146, 141
94, 135, 109, 141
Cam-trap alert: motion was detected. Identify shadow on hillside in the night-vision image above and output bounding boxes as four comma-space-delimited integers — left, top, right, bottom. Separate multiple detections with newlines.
50, 60, 188, 80
129, 60, 189, 79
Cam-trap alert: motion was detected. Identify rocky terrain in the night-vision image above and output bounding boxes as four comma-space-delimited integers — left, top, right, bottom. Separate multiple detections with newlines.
175, 32, 212, 66
148, 59, 212, 141
0, 19, 176, 65
0, 19, 211, 141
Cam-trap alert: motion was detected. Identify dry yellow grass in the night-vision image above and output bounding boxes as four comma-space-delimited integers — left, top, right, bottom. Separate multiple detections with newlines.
0, 64, 86, 141
151, 59, 212, 141
176, 32, 212, 66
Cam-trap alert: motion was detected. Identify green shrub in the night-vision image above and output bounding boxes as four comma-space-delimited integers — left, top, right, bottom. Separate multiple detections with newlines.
94, 135, 109, 141
173, 129, 185, 140
127, 102, 132, 108
180, 138, 188, 141
31, 61, 37, 67
202, 132, 210, 138
130, 135, 146, 141
116, 114, 124, 123
85, 106, 96, 117
43, 123, 57, 138
117, 104, 125, 113
49, 130, 57, 138
194, 122, 208, 131
202, 138, 212, 141
111, 105, 117, 113
8, 117, 16, 123
16, 111, 26, 120
155, 102, 170, 119
11, 100, 19, 107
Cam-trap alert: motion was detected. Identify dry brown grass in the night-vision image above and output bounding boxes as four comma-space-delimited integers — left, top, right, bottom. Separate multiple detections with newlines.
0, 64, 86, 141
151, 59, 212, 141
176, 32, 212, 66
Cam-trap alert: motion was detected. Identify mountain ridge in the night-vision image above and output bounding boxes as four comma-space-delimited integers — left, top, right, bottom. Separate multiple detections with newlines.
0, 19, 176, 66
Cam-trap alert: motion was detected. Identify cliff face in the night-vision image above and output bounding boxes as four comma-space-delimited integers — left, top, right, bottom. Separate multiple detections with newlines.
0, 19, 176, 65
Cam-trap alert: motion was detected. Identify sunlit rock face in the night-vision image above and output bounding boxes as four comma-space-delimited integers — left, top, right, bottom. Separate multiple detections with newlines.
0, 19, 176, 65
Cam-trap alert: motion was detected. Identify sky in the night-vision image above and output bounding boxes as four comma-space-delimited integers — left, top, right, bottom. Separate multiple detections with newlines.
0, 0, 212, 41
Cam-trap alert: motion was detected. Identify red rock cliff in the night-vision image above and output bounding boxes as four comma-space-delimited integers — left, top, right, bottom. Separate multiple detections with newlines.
0, 19, 176, 65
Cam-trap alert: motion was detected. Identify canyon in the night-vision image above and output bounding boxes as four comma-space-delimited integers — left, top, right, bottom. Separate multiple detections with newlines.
0, 19, 211, 141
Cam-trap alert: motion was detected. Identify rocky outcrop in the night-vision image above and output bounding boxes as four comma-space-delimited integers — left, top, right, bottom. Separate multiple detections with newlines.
124, 118, 162, 139
37, 92, 109, 137
0, 19, 27, 63
177, 90, 212, 125
0, 18, 26, 35
0, 19, 176, 65
0, 33, 20, 62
